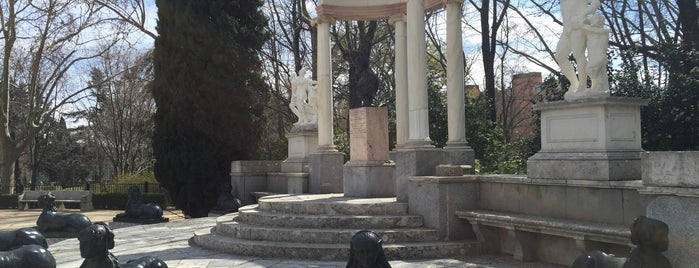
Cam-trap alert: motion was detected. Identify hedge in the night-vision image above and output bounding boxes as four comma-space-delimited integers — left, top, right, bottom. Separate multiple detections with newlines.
0, 194, 19, 209
92, 193, 168, 210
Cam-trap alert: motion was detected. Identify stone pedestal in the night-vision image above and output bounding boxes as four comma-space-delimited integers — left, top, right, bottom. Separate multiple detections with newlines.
391, 148, 443, 202
308, 150, 344, 194
343, 107, 396, 198
282, 125, 318, 173
527, 96, 648, 180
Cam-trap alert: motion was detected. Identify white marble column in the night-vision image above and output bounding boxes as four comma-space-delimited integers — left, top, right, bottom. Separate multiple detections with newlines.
391, 14, 408, 148
316, 16, 335, 151
446, 0, 467, 147
406, 0, 432, 147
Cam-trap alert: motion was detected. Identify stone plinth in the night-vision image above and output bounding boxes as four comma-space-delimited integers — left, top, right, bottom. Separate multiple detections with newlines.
391, 148, 443, 202
349, 107, 389, 161
308, 149, 344, 194
527, 96, 648, 180
343, 107, 395, 198
343, 161, 396, 198
282, 125, 318, 173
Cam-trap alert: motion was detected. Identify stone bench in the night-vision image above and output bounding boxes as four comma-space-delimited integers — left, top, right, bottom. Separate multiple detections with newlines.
18, 191, 94, 212
455, 210, 631, 261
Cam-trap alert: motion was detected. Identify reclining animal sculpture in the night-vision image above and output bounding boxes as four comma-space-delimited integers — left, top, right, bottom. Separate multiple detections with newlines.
571, 216, 672, 268
36, 192, 92, 233
78, 222, 168, 268
0, 227, 48, 250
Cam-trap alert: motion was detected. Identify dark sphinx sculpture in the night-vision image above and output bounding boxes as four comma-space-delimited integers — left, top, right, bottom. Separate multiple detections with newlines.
114, 186, 168, 223
0, 227, 48, 250
36, 192, 92, 233
79, 222, 168, 268
0, 244, 56, 268
346, 230, 391, 268
572, 216, 672, 268
210, 183, 241, 214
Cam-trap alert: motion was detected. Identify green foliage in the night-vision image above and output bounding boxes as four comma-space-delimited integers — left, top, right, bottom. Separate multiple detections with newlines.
427, 75, 447, 148
464, 92, 543, 175
92, 193, 168, 210
0, 194, 19, 209
152, 0, 269, 217
610, 45, 699, 151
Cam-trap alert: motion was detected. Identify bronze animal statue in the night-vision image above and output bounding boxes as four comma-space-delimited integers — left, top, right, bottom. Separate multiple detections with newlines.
78, 222, 168, 268
0, 244, 56, 268
571, 216, 672, 268
36, 192, 92, 233
211, 183, 241, 214
116, 186, 163, 219
346, 230, 392, 268
0, 227, 48, 250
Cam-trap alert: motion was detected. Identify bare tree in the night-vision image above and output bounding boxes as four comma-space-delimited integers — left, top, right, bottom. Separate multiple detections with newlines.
0, 0, 122, 193
84, 47, 154, 178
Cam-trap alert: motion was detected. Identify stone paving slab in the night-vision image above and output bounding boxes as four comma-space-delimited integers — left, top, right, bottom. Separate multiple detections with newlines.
0, 209, 564, 267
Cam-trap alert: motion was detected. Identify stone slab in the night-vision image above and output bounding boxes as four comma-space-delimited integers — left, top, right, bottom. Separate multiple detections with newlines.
443, 146, 475, 166
283, 130, 318, 173
308, 150, 344, 194
527, 151, 642, 180
349, 107, 390, 161
343, 161, 396, 198
646, 196, 699, 268
642, 151, 699, 187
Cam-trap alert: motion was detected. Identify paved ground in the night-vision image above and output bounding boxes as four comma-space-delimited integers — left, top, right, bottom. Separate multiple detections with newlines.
0, 209, 564, 268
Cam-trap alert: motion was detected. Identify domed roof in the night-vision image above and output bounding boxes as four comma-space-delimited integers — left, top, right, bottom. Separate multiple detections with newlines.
317, 0, 444, 20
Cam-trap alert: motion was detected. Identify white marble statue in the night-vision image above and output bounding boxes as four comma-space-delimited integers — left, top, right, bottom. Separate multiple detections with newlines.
582, 13, 610, 95
289, 69, 318, 126
556, 0, 606, 100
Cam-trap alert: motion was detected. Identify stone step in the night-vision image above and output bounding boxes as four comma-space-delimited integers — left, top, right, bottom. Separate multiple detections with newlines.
216, 220, 440, 244
256, 193, 408, 215
192, 227, 481, 261
236, 209, 423, 229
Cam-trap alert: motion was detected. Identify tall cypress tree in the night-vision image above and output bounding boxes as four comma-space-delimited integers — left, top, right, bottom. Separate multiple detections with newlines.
152, 0, 269, 217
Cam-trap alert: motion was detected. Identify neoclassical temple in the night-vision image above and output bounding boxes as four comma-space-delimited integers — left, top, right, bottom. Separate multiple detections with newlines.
314, 0, 469, 151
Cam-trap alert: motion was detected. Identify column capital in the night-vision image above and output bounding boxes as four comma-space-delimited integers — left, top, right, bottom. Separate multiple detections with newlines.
312, 15, 335, 26
389, 13, 406, 25
443, 0, 464, 5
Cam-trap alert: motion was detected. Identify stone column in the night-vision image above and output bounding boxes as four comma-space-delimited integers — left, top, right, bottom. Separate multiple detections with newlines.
391, 14, 408, 149
309, 16, 344, 194
406, 0, 432, 147
446, 0, 466, 147
316, 16, 334, 151
442, 0, 474, 168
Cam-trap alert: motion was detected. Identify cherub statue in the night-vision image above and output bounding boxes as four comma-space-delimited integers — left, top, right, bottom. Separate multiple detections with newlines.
582, 13, 610, 96
289, 68, 318, 126
346, 230, 391, 268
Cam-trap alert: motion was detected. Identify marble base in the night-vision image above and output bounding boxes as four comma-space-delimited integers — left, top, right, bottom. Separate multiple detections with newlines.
308, 150, 344, 194
343, 160, 395, 198
443, 144, 475, 166
283, 128, 318, 173
528, 96, 647, 181
527, 151, 642, 180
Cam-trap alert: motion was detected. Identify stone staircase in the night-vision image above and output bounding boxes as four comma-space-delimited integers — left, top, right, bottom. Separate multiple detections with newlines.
191, 194, 481, 261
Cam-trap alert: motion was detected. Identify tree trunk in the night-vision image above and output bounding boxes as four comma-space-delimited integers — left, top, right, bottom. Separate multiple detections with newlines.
0, 148, 17, 194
